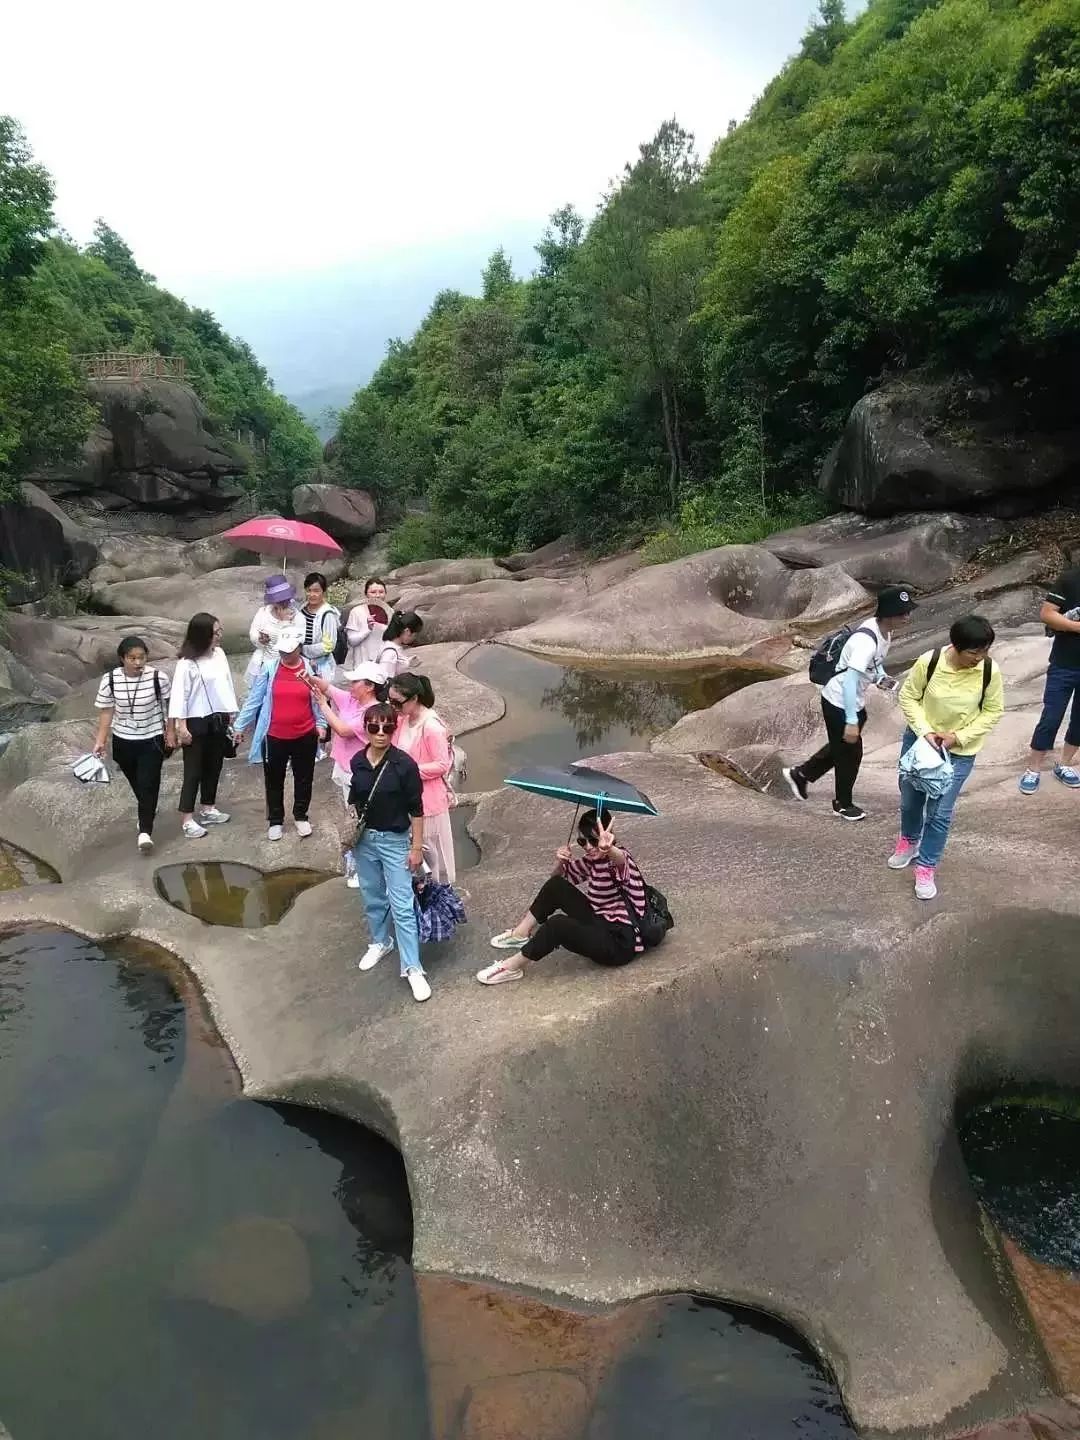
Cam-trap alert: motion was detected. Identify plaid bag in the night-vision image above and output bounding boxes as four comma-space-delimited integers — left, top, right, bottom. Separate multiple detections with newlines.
413, 880, 467, 943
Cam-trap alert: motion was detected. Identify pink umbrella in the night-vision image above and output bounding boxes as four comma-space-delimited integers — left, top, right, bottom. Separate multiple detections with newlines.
221, 516, 342, 570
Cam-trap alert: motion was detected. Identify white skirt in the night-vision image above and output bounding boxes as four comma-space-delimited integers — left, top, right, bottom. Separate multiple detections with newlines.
422, 809, 456, 886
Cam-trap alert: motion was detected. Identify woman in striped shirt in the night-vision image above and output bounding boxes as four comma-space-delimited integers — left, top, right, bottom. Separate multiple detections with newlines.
476, 808, 646, 985
92, 634, 174, 854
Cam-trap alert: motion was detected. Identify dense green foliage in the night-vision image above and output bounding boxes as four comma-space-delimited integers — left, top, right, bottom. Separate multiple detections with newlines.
338, 0, 1080, 560
0, 121, 318, 507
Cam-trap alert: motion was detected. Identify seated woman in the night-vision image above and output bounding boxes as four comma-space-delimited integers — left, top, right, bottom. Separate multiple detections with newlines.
477, 808, 646, 985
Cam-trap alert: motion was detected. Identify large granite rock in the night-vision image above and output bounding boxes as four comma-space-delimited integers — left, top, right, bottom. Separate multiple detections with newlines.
91, 566, 275, 651
820, 380, 1080, 516
1, 612, 185, 695
388, 557, 505, 588
292, 481, 376, 542
87, 532, 255, 588
401, 577, 583, 645
31, 378, 246, 514
763, 510, 1002, 592
0, 484, 100, 604
500, 545, 870, 662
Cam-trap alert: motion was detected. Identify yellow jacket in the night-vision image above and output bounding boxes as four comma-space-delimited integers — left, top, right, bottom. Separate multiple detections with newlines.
899, 648, 1005, 756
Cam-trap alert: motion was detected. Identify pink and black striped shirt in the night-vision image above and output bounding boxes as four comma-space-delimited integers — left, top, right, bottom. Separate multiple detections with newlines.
560, 850, 647, 953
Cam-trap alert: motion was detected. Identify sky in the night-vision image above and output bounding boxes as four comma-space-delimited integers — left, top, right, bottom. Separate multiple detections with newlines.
3, 0, 817, 399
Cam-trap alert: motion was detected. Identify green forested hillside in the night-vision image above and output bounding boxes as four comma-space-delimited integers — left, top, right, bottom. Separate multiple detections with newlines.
0, 118, 319, 508
335, 0, 1080, 563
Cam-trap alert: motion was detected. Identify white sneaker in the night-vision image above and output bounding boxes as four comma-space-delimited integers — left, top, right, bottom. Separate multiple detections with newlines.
295, 819, 313, 838
345, 874, 360, 889
267, 824, 284, 841
358, 939, 394, 972
406, 970, 432, 1002
199, 807, 230, 826
182, 819, 208, 839
477, 960, 524, 985
137, 832, 154, 854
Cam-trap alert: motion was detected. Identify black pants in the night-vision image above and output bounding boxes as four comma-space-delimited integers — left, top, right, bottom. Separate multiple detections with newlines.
520, 875, 636, 967
263, 730, 318, 826
798, 698, 867, 808
111, 735, 165, 834
179, 716, 230, 813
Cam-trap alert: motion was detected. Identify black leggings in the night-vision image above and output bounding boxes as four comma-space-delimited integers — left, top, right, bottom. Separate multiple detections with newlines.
520, 875, 636, 967
179, 716, 230, 812
111, 734, 165, 834
263, 730, 318, 825
798, 698, 868, 808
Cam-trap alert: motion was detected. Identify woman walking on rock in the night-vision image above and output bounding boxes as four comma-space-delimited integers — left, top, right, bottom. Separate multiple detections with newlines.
169, 612, 238, 839
349, 702, 430, 1002
92, 634, 174, 854
388, 673, 456, 884
477, 808, 646, 985
377, 611, 423, 679
233, 629, 325, 841
345, 577, 395, 668
245, 575, 298, 688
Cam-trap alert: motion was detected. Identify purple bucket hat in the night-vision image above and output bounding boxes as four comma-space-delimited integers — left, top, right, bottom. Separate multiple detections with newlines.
264, 575, 295, 605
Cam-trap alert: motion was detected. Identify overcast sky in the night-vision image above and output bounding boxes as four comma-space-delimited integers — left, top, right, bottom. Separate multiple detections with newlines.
3, 0, 818, 394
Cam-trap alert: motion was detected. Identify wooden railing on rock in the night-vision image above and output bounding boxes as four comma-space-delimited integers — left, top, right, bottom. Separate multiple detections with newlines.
74, 352, 187, 381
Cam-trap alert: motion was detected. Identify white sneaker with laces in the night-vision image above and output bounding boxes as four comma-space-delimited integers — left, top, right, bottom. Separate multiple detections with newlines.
477, 960, 524, 985
182, 819, 208, 839
268, 824, 284, 841
406, 970, 432, 1002
295, 819, 313, 838
199, 807, 230, 825
358, 939, 394, 972
137, 832, 154, 853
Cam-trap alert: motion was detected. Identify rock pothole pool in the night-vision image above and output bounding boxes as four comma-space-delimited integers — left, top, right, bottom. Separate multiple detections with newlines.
154, 861, 331, 928
459, 644, 776, 792
0, 926, 854, 1439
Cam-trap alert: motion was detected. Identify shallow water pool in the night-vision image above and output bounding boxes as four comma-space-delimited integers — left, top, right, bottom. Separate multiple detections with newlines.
154, 861, 330, 927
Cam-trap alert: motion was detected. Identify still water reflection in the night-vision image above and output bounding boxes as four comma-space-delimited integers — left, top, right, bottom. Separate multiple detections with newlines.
460, 645, 773, 791
154, 861, 329, 928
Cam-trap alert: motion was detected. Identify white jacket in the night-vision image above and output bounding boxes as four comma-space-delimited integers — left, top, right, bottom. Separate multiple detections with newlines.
344, 601, 396, 669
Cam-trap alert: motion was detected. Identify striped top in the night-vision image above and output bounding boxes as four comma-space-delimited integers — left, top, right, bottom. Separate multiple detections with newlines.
95, 667, 172, 740
561, 850, 647, 953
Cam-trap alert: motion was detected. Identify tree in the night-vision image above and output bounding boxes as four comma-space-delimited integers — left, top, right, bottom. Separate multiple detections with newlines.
86, 219, 152, 284
481, 246, 515, 300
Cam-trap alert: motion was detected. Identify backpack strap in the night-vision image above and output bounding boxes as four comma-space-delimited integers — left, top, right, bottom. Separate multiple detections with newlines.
980, 656, 992, 708
836, 625, 879, 673
107, 668, 115, 699
924, 648, 941, 694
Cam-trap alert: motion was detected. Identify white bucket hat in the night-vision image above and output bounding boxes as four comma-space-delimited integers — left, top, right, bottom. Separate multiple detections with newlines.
275, 629, 305, 653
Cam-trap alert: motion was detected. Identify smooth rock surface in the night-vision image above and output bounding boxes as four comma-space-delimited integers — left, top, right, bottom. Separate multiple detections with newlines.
820, 381, 1080, 516
1, 612, 185, 695
292, 482, 376, 542
0, 484, 99, 603
91, 566, 274, 650
500, 545, 870, 661
404, 577, 583, 644
763, 510, 1002, 591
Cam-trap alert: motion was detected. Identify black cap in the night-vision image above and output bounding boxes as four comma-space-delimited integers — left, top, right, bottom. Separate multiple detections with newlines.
876, 585, 918, 618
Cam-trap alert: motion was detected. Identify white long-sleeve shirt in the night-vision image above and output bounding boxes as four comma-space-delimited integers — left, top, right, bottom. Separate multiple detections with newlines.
246, 604, 298, 679
168, 648, 238, 719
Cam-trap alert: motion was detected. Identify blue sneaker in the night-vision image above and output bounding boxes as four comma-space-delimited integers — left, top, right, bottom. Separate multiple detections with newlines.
1018, 770, 1041, 794
1053, 764, 1080, 789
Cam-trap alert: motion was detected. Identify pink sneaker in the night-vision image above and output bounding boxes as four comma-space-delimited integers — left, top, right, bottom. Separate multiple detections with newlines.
887, 838, 917, 870
914, 865, 937, 900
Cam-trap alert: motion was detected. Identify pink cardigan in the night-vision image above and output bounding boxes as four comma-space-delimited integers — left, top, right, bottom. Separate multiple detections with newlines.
396, 710, 452, 817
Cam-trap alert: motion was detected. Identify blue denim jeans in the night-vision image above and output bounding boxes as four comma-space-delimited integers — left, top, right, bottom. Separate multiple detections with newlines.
352, 828, 421, 975
898, 729, 976, 869
1030, 663, 1080, 752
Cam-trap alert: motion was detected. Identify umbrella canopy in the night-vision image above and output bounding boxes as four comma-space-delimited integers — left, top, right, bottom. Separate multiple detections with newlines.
503, 764, 658, 817
221, 516, 343, 562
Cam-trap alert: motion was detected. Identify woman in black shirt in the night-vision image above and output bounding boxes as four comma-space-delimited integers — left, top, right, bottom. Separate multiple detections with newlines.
348, 703, 430, 1001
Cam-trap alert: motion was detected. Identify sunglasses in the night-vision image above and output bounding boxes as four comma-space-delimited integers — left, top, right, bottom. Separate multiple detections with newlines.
576, 833, 600, 847
388, 696, 404, 708
365, 720, 396, 735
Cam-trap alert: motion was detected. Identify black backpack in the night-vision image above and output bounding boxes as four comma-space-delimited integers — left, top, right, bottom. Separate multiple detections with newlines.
924, 649, 992, 706
107, 667, 166, 712
615, 876, 675, 950
808, 624, 877, 686
323, 608, 348, 666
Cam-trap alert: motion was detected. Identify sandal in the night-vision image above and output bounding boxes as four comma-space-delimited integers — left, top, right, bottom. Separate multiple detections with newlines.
489, 931, 527, 949
477, 961, 524, 985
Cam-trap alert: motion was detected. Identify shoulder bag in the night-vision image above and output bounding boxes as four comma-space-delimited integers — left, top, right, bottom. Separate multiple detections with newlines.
612, 867, 675, 950
340, 756, 390, 855
191, 661, 237, 758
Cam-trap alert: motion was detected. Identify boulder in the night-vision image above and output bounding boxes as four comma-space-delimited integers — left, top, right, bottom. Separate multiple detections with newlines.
1, 612, 185, 694
495, 535, 580, 575
91, 566, 273, 651
387, 557, 504, 587
500, 545, 871, 662
408, 577, 583, 644
31, 378, 246, 514
292, 482, 376, 542
87, 532, 254, 588
820, 380, 1080, 516
762, 510, 1002, 592
0, 484, 99, 603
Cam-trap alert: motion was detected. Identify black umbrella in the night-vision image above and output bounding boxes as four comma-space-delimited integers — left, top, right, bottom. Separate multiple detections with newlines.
504, 764, 658, 843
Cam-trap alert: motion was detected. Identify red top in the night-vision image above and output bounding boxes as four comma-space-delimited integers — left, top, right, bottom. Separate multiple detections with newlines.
269, 662, 317, 740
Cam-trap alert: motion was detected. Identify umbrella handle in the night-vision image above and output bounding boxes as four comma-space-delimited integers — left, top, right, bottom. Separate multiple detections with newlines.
566, 803, 580, 848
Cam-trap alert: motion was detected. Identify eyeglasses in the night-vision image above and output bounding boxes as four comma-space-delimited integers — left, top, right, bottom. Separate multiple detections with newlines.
365, 720, 396, 735
388, 697, 404, 708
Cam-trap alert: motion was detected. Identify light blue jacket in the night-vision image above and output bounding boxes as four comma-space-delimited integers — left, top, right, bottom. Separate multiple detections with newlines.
234, 656, 322, 764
